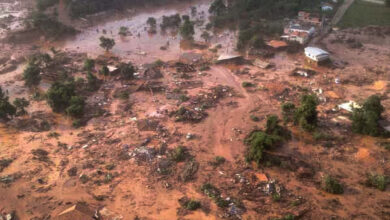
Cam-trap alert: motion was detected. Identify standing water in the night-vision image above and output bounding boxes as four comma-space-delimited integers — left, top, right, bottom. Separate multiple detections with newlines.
53, 0, 237, 63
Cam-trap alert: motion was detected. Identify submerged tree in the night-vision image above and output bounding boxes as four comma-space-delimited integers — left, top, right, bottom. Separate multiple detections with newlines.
179, 18, 195, 40
99, 36, 115, 52
66, 96, 85, 118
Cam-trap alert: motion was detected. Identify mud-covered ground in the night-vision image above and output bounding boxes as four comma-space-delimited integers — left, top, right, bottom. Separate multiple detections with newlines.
0, 1, 389, 220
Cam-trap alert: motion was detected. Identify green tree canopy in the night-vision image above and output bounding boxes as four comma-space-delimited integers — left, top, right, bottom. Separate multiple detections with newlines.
66, 96, 85, 118
294, 94, 319, 132
351, 95, 385, 136
99, 36, 115, 52
179, 19, 195, 40
0, 87, 16, 120
209, 0, 227, 16
46, 80, 76, 113
23, 62, 41, 87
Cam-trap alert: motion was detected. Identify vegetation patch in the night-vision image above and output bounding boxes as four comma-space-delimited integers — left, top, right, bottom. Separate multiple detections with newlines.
321, 175, 344, 194
365, 173, 388, 191
339, 0, 390, 28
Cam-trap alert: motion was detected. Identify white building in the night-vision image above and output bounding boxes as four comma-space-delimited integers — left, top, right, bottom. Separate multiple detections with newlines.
304, 47, 330, 62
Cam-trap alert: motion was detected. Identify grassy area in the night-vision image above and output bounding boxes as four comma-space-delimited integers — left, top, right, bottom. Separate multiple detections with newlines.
339, 0, 390, 28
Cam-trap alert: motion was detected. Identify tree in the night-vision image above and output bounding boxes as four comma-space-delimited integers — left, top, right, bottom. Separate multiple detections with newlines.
99, 36, 115, 52
351, 95, 385, 136
0, 87, 16, 120
209, 0, 227, 16
201, 31, 211, 43
66, 96, 85, 118
294, 94, 318, 132
146, 17, 157, 33
83, 58, 95, 72
179, 19, 195, 40
13, 98, 30, 116
23, 62, 41, 87
46, 80, 76, 112
386, 0, 390, 7
118, 62, 136, 80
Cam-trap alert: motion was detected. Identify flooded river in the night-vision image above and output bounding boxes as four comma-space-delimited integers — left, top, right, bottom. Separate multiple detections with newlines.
53, 0, 236, 63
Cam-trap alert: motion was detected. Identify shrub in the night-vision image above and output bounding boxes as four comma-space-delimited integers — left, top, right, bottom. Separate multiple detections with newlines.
83, 59, 95, 71
351, 95, 385, 136
66, 96, 85, 118
184, 200, 201, 210
46, 80, 75, 113
36, 0, 59, 11
86, 72, 101, 91
13, 98, 30, 116
29, 11, 75, 38
281, 102, 295, 123
209, 0, 227, 16
23, 62, 41, 87
179, 19, 195, 40
365, 173, 388, 191
169, 146, 187, 162
201, 183, 220, 199
245, 131, 282, 164
293, 94, 318, 132
0, 87, 16, 120
72, 119, 82, 128
265, 115, 290, 139
322, 175, 344, 194
118, 62, 136, 80
118, 26, 128, 36
209, 156, 225, 166
242, 82, 254, 87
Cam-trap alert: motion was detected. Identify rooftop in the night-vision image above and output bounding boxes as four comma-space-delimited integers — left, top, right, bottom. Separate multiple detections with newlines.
304, 47, 329, 56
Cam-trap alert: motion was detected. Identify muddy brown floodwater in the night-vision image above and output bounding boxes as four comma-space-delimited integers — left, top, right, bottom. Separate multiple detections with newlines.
52, 0, 236, 63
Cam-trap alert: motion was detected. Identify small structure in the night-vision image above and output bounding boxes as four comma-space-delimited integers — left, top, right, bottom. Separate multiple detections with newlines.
321, 4, 334, 11
54, 203, 98, 220
253, 59, 271, 69
281, 31, 310, 44
216, 53, 243, 63
107, 65, 120, 74
290, 68, 316, 77
297, 11, 321, 25
304, 47, 330, 62
338, 101, 361, 112
266, 40, 288, 49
